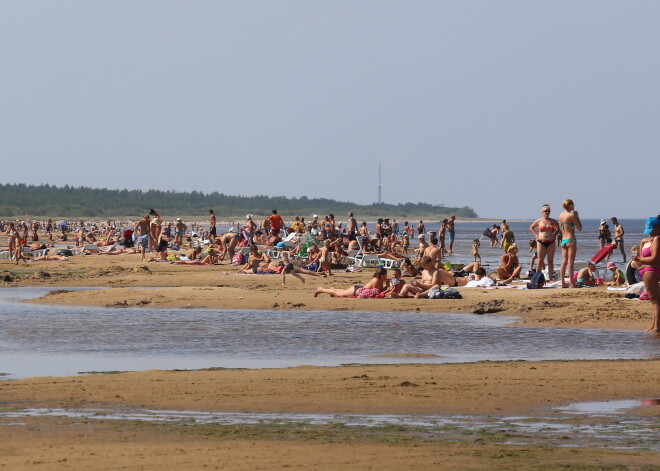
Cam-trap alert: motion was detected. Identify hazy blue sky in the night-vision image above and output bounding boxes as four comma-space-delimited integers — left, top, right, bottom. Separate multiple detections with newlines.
1, 1, 658, 219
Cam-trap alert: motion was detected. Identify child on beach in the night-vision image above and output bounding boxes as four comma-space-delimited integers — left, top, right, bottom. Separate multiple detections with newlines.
606, 262, 625, 285
401, 231, 410, 254
528, 239, 539, 273
470, 238, 481, 263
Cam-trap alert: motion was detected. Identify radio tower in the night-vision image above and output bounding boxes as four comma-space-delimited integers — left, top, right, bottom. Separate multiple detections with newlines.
378, 163, 382, 204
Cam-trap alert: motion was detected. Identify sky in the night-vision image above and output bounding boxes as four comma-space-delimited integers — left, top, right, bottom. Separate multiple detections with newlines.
1, 1, 658, 219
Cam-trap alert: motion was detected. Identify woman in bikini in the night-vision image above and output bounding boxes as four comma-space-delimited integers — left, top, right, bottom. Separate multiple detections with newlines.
632, 216, 660, 332
5, 222, 18, 262
530, 204, 560, 280
314, 267, 389, 298
558, 199, 582, 288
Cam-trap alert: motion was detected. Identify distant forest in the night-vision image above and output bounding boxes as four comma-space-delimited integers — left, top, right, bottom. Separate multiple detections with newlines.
0, 183, 478, 220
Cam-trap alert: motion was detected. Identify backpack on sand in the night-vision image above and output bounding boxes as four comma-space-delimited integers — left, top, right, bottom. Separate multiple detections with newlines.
527, 271, 546, 289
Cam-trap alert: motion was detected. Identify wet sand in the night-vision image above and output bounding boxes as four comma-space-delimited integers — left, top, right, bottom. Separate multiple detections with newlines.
1, 251, 659, 469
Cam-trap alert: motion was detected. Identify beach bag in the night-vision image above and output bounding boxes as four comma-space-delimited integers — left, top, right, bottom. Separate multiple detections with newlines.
231, 254, 244, 265
442, 288, 462, 299
428, 288, 444, 299
527, 271, 546, 289
625, 281, 645, 296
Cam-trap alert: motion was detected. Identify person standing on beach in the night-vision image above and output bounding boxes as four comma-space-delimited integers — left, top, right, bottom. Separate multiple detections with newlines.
498, 220, 508, 248
447, 215, 456, 255
632, 216, 660, 332
134, 214, 151, 262
559, 199, 582, 288
611, 217, 626, 262
5, 222, 18, 261
347, 212, 357, 240
530, 204, 560, 280
209, 210, 217, 240
268, 210, 285, 238
501, 224, 515, 253
148, 209, 162, 254
438, 219, 448, 256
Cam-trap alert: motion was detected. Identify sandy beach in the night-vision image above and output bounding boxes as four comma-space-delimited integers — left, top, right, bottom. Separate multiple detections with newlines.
1, 252, 659, 469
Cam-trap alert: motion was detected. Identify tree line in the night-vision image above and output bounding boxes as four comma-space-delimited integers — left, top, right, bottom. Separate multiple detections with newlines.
0, 183, 478, 219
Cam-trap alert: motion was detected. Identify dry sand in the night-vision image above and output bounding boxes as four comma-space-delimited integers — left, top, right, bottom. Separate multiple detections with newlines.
1, 250, 659, 469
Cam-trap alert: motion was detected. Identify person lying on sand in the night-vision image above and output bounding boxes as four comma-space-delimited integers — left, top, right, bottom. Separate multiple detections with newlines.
31, 255, 69, 261
314, 268, 389, 298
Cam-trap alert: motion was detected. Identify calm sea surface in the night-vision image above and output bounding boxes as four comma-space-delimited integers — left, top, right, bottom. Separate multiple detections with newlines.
1, 287, 657, 379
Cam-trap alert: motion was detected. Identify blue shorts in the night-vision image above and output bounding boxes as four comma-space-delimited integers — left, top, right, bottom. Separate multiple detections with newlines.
139, 235, 149, 248
448, 231, 455, 243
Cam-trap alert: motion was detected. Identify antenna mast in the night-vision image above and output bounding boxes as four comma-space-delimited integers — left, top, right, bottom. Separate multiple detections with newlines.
378, 163, 382, 204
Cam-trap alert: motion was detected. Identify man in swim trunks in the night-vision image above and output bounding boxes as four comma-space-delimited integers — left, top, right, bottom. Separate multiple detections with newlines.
447, 215, 456, 255
611, 217, 626, 262
347, 212, 357, 240
134, 214, 150, 261
417, 221, 425, 236
209, 210, 217, 239
501, 225, 515, 253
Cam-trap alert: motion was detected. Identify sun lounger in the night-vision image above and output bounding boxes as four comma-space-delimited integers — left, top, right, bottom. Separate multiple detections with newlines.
30, 248, 49, 258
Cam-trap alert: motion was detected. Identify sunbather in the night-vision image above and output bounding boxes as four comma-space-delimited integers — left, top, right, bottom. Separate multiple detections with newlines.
314, 267, 389, 298
393, 256, 441, 298
239, 245, 272, 274
497, 244, 522, 283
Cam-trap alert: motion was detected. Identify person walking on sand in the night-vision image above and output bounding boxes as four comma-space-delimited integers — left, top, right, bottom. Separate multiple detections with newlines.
611, 217, 626, 262
559, 199, 582, 288
530, 204, 560, 280
632, 216, 660, 333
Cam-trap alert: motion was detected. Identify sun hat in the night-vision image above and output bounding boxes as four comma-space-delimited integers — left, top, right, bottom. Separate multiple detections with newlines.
643, 216, 660, 234
313, 214, 318, 218
600, 219, 606, 224
606, 261, 616, 270
276, 242, 286, 249
417, 234, 424, 239
176, 218, 181, 221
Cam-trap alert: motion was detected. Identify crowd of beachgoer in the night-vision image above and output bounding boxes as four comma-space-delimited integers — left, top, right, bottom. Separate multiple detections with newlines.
1, 204, 659, 332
